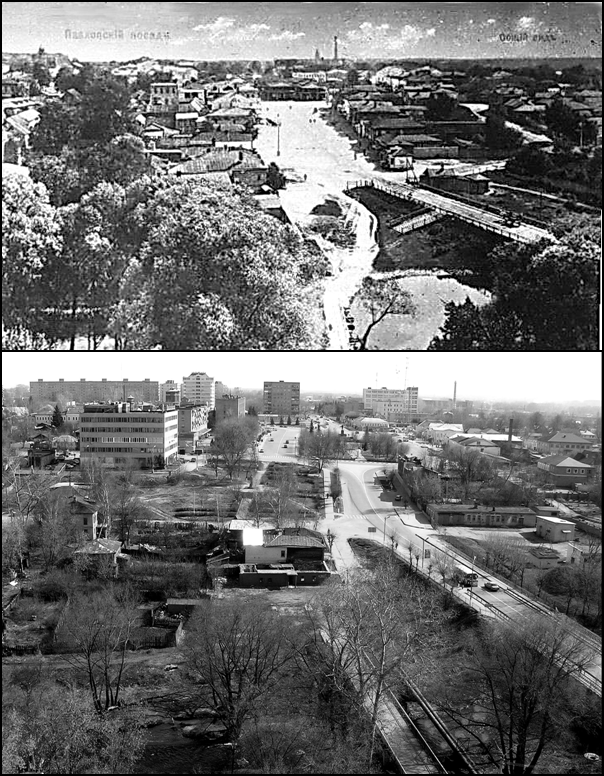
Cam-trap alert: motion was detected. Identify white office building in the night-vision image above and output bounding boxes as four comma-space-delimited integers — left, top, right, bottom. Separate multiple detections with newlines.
363, 387, 419, 420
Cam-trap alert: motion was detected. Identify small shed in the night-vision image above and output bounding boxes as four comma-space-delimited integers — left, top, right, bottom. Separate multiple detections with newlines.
535, 515, 575, 543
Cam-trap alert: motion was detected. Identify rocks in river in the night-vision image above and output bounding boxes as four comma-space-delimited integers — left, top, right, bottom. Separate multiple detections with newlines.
180, 722, 228, 743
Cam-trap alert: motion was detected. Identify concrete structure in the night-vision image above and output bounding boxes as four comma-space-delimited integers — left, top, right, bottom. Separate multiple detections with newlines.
74, 539, 122, 577
181, 372, 215, 409
539, 432, 594, 456
535, 515, 575, 543
160, 380, 181, 403
177, 405, 209, 453
263, 381, 300, 417
352, 416, 389, 431
426, 503, 537, 529
215, 395, 246, 425
527, 546, 561, 570
537, 455, 593, 486
425, 422, 464, 444
79, 402, 178, 468
27, 437, 55, 468
362, 387, 419, 420
245, 533, 325, 565
30, 378, 159, 405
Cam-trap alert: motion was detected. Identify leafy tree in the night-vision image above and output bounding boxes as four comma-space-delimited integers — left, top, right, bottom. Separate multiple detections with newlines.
266, 161, 286, 191
425, 91, 457, 121
353, 277, 415, 350
2, 175, 61, 348
32, 60, 51, 87
485, 110, 523, 151
287, 415, 292, 425
79, 76, 134, 144
507, 146, 553, 178
30, 100, 81, 155
114, 179, 325, 350
248, 406, 258, 417
430, 219, 599, 351
545, 98, 581, 143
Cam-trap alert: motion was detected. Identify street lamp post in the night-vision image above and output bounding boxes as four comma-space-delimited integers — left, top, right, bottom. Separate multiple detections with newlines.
469, 554, 476, 605
276, 115, 281, 157
383, 514, 394, 547
415, 533, 426, 568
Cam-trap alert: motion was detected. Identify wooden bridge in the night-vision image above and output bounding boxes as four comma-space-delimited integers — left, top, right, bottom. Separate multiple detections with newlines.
348, 178, 557, 245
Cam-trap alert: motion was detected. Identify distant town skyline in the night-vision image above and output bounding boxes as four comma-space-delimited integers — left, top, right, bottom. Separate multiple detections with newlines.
2, 2, 601, 62
2, 353, 601, 405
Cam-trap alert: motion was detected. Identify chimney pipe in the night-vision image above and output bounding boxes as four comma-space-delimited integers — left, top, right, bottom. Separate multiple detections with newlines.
453, 381, 457, 409
508, 418, 513, 442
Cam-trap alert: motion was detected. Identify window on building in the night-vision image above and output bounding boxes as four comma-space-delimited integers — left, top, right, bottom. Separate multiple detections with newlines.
83, 517, 88, 526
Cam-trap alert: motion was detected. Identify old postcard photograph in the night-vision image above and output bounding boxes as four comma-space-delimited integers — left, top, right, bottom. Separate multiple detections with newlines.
2, 2, 601, 350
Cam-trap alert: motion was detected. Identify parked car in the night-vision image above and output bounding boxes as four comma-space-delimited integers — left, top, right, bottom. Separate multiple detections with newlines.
484, 581, 500, 592
394, 495, 402, 501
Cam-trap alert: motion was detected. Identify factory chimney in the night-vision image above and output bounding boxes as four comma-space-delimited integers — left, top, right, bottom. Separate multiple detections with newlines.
453, 381, 457, 409
508, 418, 514, 442
334, 35, 339, 62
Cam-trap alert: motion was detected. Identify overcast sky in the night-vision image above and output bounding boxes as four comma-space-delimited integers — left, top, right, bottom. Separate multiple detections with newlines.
3, 2, 601, 61
2, 352, 601, 404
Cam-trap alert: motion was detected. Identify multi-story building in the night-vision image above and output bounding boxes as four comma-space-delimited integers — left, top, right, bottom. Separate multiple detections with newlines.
177, 405, 209, 453
79, 402, 178, 468
181, 373, 215, 409
263, 381, 300, 417
30, 379, 159, 405
538, 432, 594, 456
363, 387, 419, 421
160, 380, 181, 403
215, 395, 246, 425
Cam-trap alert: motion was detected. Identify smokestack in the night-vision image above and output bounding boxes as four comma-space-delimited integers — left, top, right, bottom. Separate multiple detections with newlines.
453, 381, 457, 409
508, 418, 513, 442
334, 35, 338, 62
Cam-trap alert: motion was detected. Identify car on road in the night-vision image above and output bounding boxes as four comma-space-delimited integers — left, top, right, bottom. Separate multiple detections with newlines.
484, 582, 500, 592
283, 444, 288, 448
394, 495, 402, 501
258, 449, 264, 453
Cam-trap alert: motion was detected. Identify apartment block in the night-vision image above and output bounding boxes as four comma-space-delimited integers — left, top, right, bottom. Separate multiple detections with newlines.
30, 379, 159, 405
181, 373, 215, 409
263, 381, 300, 417
215, 395, 246, 425
79, 402, 178, 468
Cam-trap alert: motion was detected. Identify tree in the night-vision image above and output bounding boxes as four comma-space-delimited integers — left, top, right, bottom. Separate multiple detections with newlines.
437, 616, 597, 775
259, 465, 299, 528
2, 680, 144, 774
266, 161, 286, 191
485, 109, 523, 150
429, 217, 599, 351
2, 174, 62, 347
51, 404, 63, 428
287, 415, 292, 425
30, 100, 82, 155
32, 60, 51, 87
425, 91, 457, 121
183, 599, 296, 741
213, 417, 256, 479
57, 586, 140, 713
113, 179, 325, 350
352, 277, 415, 350
297, 429, 347, 469
441, 446, 493, 500
309, 420, 314, 433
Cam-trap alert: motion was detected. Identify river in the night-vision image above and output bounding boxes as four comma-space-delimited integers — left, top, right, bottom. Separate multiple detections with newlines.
254, 101, 490, 350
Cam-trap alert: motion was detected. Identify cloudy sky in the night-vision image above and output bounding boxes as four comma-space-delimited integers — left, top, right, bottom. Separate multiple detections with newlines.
2, 352, 601, 404
2, 2, 601, 61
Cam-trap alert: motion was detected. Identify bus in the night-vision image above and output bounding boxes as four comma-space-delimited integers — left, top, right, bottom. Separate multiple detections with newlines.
452, 562, 478, 588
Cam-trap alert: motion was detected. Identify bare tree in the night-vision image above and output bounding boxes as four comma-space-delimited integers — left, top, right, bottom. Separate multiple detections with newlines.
57, 586, 140, 713
297, 429, 347, 469
441, 446, 494, 500
183, 598, 295, 741
353, 277, 415, 351
437, 616, 598, 776
213, 418, 257, 480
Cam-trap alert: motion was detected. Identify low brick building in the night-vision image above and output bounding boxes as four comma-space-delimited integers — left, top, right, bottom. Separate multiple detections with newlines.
426, 503, 536, 529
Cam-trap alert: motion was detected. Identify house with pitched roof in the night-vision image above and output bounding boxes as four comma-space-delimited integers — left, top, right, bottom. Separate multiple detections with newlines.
538, 432, 593, 456
537, 455, 593, 487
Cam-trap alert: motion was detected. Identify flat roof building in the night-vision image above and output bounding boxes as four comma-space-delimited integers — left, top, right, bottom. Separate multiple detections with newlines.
30, 379, 159, 405
79, 402, 178, 469
181, 373, 215, 409
263, 381, 300, 417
